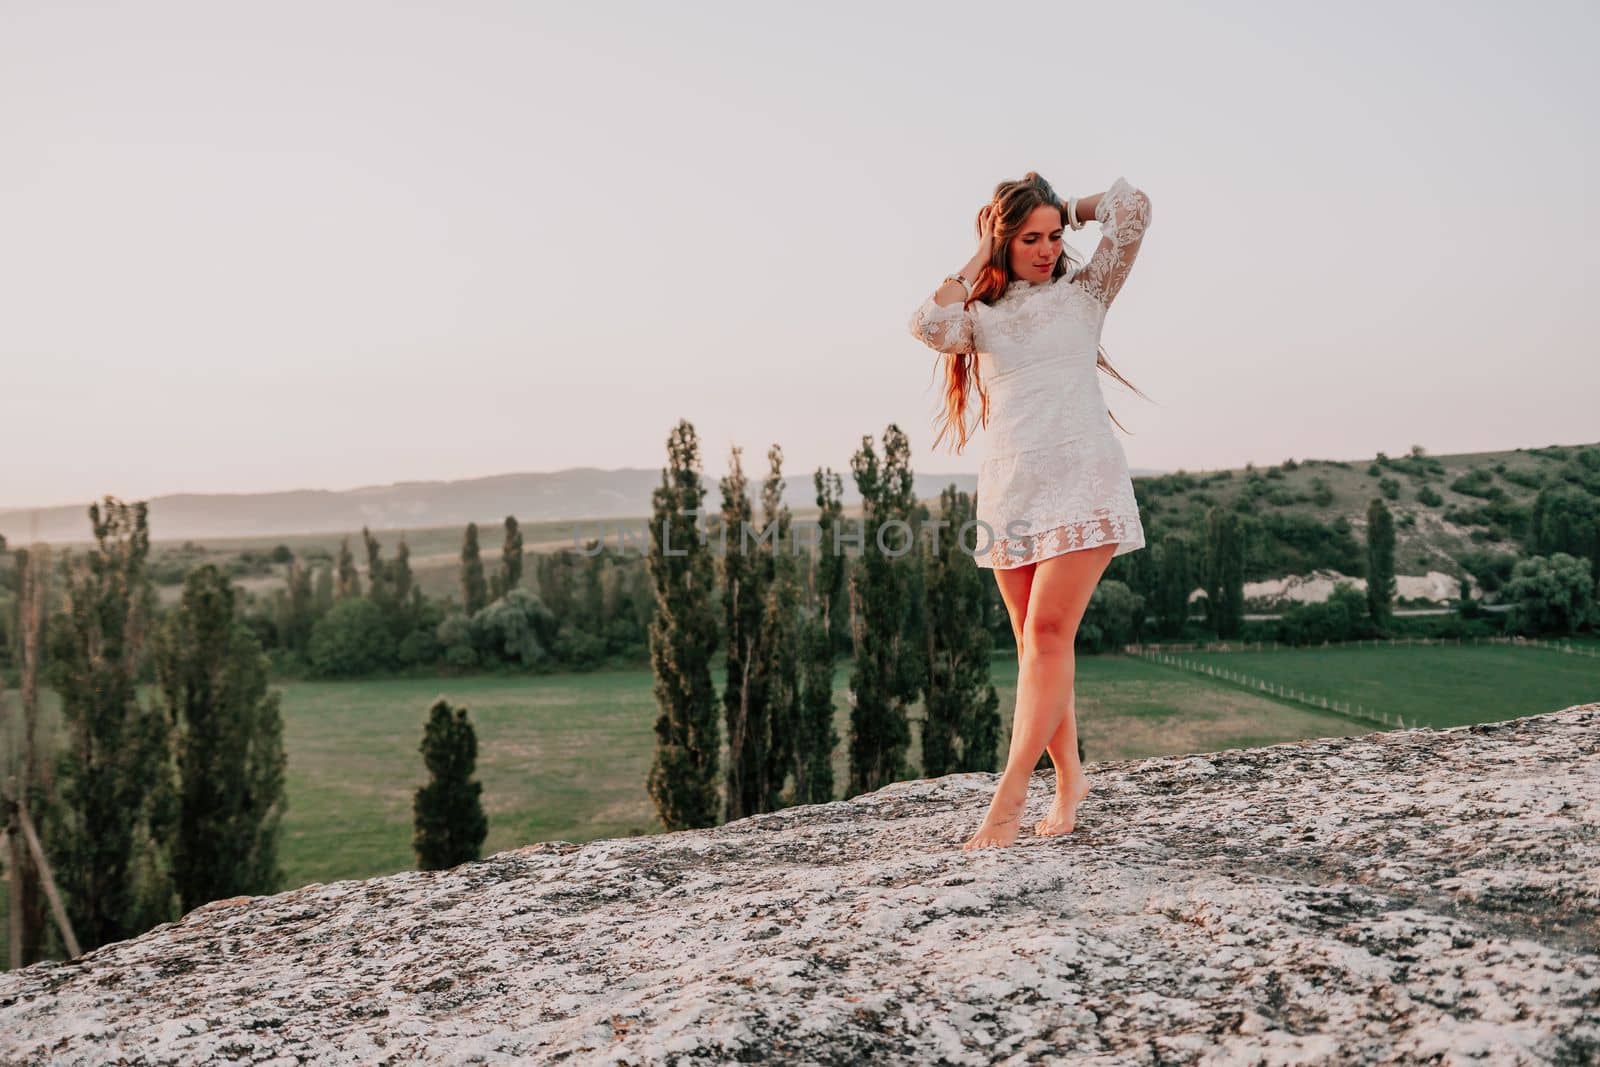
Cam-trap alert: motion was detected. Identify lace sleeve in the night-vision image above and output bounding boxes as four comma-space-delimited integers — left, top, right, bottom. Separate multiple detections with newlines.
907, 293, 977, 355
1073, 176, 1152, 309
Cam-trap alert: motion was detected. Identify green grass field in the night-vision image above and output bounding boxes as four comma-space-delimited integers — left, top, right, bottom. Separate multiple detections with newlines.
1179, 642, 1599, 729
2, 643, 1593, 968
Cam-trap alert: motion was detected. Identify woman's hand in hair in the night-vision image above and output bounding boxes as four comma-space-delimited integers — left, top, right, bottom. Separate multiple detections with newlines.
975, 203, 998, 259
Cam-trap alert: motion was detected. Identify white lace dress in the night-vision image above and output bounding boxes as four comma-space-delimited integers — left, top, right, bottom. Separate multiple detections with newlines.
907, 176, 1153, 570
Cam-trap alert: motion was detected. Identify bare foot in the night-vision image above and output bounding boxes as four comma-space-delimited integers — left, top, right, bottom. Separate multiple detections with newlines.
1034, 773, 1091, 836
963, 782, 1029, 851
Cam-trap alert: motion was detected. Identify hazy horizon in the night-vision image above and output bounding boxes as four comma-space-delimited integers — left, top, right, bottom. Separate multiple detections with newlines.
4, 0, 1596, 511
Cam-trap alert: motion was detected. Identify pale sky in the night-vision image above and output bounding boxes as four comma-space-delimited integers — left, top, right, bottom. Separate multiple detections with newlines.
3, 0, 1595, 511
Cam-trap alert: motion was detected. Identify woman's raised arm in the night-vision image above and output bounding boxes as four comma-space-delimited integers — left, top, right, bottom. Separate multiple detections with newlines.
1073, 176, 1152, 310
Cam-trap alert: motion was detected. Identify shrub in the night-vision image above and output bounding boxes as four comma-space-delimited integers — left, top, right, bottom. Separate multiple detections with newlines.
471, 589, 558, 668
1450, 468, 1496, 498
1504, 553, 1597, 636
1078, 580, 1143, 653
1276, 582, 1372, 645
308, 598, 393, 677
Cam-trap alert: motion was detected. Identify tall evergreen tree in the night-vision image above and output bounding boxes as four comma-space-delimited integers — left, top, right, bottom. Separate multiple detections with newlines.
43, 497, 179, 951
920, 485, 1001, 777
534, 550, 576, 622
334, 536, 361, 600
1157, 533, 1192, 638
1366, 497, 1396, 630
494, 516, 524, 600
718, 445, 773, 821
7, 544, 54, 966
793, 467, 847, 806
152, 564, 287, 912
580, 547, 605, 632
313, 564, 334, 615
812, 467, 849, 650
755, 444, 802, 812
362, 527, 391, 611
392, 535, 414, 609
1125, 509, 1158, 641
1457, 569, 1480, 619
273, 557, 315, 656
645, 420, 722, 831
460, 523, 488, 616
412, 698, 488, 870
845, 425, 922, 798
1206, 507, 1246, 638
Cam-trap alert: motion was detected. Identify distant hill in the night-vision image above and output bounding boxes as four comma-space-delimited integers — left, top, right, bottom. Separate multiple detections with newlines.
6, 466, 1163, 545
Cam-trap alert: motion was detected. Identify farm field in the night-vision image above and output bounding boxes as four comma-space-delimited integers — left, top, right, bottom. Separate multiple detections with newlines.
1176, 642, 1599, 729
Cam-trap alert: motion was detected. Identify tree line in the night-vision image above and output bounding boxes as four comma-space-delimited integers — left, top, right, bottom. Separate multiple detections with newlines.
0, 500, 491, 968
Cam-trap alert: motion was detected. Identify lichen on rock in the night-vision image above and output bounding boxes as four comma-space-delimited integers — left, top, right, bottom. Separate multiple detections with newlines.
2, 704, 1598, 1065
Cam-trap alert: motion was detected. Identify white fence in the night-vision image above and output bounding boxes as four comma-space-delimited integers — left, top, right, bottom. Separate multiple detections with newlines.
1130, 649, 1411, 731
1124, 635, 1600, 659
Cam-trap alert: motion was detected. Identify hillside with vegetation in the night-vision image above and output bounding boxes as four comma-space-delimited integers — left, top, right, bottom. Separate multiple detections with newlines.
1128, 441, 1600, 602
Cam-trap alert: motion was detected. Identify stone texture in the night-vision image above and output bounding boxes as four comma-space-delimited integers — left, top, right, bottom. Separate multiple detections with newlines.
2, 704, 1598, 1065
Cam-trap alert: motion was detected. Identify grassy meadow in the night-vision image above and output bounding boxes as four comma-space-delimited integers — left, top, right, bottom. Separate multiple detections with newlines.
1180, 641, 1600, 729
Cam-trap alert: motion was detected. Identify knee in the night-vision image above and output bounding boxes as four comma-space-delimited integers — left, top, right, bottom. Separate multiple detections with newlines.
1023, 614, 1076, 655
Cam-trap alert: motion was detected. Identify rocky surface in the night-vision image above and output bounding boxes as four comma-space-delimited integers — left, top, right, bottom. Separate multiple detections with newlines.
2, 704, 1598, 1065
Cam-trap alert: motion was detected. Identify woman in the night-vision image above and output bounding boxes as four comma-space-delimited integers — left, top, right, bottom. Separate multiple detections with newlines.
907, 172, 1153, 850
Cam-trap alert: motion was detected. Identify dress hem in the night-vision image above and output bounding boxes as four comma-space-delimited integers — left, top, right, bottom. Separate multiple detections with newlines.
971, 513, 1146, 570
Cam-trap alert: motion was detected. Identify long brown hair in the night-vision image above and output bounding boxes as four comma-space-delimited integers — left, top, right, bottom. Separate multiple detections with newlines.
931, 171, 1152, 455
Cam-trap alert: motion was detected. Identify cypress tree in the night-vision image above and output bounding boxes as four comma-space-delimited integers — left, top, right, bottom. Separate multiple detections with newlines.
1366, 497, 1396, 630
718, 445, 772, 821
812, 467, 849, 651
495, 516, 524, 600
274, 557, 315, 655
334, 536, 361, 600
313, 564, 333, 615
392, 535, 414, 609
534, 550, 576, 622
1457, 570, 1479, 619
1206, 507, 1246, 638
8, 544, 54, 965
362, 527, 390, 611
845, 425, 921, 798
920, 485, 1001, 777
1157, 533, 1192, 638
1115, 506, 1158, 641
152, 564, 287, 912
460, 523, 488, 615
756, 444, 802, 812
793, 468, 846, 806
579, 546, 605, 633
44, 497, 179, 951
412, 698, 488, 870
645, 419, 722, 830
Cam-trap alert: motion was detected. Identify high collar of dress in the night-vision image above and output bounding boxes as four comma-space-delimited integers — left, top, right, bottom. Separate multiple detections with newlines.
1002, 274, 1052, 297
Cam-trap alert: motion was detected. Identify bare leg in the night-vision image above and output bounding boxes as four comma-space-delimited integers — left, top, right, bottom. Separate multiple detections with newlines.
963, 544, 1115, 851
1035, 681, 1091, 836
962, 635, 1073, 849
